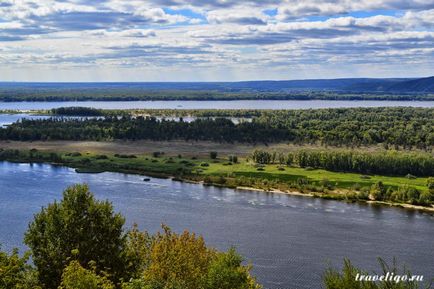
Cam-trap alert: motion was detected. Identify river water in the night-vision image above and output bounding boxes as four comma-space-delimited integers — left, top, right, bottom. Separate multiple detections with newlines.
1, 100, 434, 110
0, 162, 433, 289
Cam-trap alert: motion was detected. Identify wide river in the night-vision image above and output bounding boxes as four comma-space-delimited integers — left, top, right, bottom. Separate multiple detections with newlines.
0, 162, 433, 289
1, 100, 434, 110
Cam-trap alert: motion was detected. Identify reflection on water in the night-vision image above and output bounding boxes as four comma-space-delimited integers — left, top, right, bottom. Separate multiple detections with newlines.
0, 162, 433, 289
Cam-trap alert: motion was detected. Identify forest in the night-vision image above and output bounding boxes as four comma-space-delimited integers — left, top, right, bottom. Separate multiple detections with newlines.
1, 107, 433, 149
250, 150, 434, 177
1, 79, 433, 101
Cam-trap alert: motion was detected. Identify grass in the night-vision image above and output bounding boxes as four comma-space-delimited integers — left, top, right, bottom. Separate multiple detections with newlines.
1, 149, 431, 211
199, 159, 429, 192
57, 152, 430, 193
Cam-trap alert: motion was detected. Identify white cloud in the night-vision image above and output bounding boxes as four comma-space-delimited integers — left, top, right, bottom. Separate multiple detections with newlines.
0, 0, 433, 80
207, 9, 270, 25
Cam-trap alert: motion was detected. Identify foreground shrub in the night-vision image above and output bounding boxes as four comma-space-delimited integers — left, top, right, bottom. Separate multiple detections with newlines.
0, 248, 40, 289
123, 226, 261, 289
323, 258, 431, 289
59, 260, 114, 289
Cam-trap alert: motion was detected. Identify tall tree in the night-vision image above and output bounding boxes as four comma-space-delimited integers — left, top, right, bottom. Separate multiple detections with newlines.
24, 184, 127, 288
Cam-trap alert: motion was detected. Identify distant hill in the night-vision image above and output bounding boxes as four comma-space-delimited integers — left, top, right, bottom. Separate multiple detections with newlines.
385, 76, 434, 93
0, 77, 432, 101
1, 77, 432, 93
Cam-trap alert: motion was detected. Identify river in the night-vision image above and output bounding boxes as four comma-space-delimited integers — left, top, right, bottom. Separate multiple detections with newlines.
1, 100, 434, 110
0, 162, 433, 289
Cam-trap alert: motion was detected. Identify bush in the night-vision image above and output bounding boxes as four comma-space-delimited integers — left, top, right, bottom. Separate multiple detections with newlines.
210, 151, 218, 159
228, 155, 238, 163
152, 151, 164, 158
0, 248, 40, 289
59, 260, 114, 289
123, 226, 261, 289
205, 248, 261, 289
324, 258, 428, 289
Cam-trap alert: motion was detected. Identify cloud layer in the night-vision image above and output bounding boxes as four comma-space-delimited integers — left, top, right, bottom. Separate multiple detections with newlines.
0, 0, 433, 81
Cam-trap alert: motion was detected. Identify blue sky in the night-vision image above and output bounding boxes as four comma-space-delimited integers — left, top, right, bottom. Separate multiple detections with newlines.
0, 0, 433, 81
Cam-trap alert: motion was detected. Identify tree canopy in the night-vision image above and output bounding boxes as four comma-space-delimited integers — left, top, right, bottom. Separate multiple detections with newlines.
24, 184, 127, 288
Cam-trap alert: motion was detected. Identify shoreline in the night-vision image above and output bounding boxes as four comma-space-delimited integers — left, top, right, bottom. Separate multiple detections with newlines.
1, 155, 433, 214
171, 177, 434, 213
77, 168, 434, 214
233, 184, 434, 213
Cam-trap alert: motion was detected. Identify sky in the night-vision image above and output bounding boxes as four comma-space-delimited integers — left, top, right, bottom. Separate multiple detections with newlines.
0, 0, 433, 81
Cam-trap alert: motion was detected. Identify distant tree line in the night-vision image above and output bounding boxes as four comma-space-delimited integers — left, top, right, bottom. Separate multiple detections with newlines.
0, 117, 293, 143
251, 149, 434, 177
1, 107, 433, 149
51, 107, 105, 116
1, 85, 433, 101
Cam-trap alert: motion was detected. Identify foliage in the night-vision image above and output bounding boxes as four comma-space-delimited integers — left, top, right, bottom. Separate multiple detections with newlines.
51, 107, 104, 116
204, 248, 261, 289
209, 151, 218, 159
141, 225, 215, 289
428, 178, 434, 192
1, 184, 261, 289
123, 225, 154, 280
251, 150, 434, 177
323, 258, 431, 289
122, 226, 261, 289
2, 82, 433, 101
59, 260, 114, 289
0, 248, 40, 289
24, 184, 127, 288
1, 107, 433, 149
229, 155, 238, 163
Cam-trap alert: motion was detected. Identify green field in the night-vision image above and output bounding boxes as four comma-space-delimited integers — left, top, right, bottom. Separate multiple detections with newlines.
1, 148, 432, 211
202, 160, 429, 192
2, 149, 429, 192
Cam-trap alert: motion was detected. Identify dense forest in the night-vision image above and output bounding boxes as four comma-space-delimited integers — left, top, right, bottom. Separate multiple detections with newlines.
3, 88, 432, 101
1, 107, 433, 149
50, 107, 105, 116
250, 150, 434, 177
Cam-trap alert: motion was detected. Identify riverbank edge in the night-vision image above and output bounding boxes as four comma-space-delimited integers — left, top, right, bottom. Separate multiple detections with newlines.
2, 157, 433, 214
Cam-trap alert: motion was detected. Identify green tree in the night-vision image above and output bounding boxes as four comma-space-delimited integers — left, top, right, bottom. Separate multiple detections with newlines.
124, 224, 153, 279
122, 226, 261, 289
370, 182, 387, 201
142, 225, 214, 289
323, 258, 430, 289
0, 247, 40, 289
59, 260, 114, 289
24, 184, 127, 288
205, 248, 261, 289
